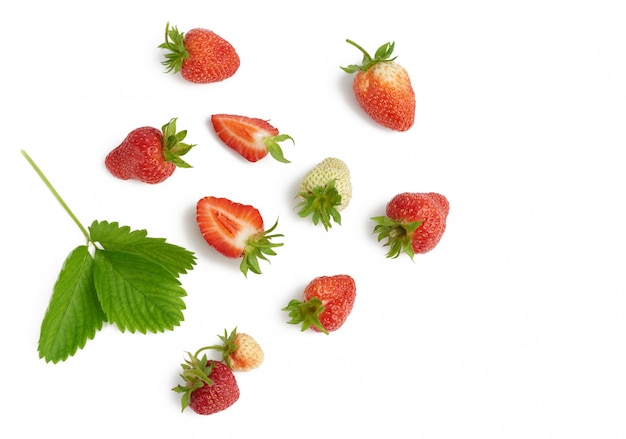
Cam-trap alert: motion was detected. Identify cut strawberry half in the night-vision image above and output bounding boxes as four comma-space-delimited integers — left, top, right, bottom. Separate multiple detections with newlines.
211, 114, 294, 163
196, 196, 283, 276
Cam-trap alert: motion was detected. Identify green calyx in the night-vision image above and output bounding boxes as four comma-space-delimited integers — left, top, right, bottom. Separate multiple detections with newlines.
161, 117, 195, 168
264, 133, 295, 163
158, 22, 188, 74
172, 348, 216, 412
282, 296, 329, 335
340, 39, 397, 74
371, 216, 423, 260
241, 219, 284, 277
296, 180, 343, 231
203, 328, 239, 370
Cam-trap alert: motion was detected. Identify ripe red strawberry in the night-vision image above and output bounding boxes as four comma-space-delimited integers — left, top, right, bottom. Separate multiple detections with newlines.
371, 192, 449, 259
105, 118, 195, 184
211, 114, 294, 163
159, 22, 240, 84
172, 350, 240, 415
282, 274, 356, 334
196, 196, 283, 276
208, 328, 264, 372
341, 39, 415, 131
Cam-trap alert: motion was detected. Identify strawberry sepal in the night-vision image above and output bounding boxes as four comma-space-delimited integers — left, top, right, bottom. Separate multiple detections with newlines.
161, 118, 196, 168
172, 349, 216, 412
159, 22, 189, 74
341, 39, 397, 73
264, 134, 295, 163
240, 219, 284, 276
371, 216, 422, 260
296, 180, 343, 231
282, 296, 329, 335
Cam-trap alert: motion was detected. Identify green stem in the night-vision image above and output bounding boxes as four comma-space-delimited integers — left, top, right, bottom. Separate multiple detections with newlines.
346, 39, 371, 59
21, 150, 90, 242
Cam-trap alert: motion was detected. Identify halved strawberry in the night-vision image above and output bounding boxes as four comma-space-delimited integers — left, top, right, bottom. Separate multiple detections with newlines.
211, 114, 294, 163
196, 196, 283, 276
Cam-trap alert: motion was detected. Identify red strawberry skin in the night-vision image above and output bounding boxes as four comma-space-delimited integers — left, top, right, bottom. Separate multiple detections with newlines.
196, 196, 264, 258
182, 29, 239, 83
196, 196, 283, 276
342, 40, 416, 132
387, 192, 449, 254
105, 127, 175, 184
189, 360, 240, 415
211, 114, 279, 162
304, 275, 356, 333
353, 62, 415, 132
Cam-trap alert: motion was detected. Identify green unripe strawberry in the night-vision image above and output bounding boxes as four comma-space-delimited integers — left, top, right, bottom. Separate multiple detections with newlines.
296, 157, 352, 230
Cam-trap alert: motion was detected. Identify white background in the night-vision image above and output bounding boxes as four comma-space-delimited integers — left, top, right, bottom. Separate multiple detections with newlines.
2, 0, 625, 437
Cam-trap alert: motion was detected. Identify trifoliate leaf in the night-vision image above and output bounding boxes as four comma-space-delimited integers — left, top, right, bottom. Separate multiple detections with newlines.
38, 245, 106, 363
89, 220, 196, 277
22, 150, 197, 363
93, 249, 187, 334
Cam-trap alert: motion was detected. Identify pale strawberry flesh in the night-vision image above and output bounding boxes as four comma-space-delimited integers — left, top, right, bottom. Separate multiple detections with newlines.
196, 196, 264, 258
211, 114, 279, 162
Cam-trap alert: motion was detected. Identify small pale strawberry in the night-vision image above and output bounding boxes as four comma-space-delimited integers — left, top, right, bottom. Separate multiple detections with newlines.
208, 328, 264, 372
341, 39, 415, 131
296, 157, 352, 230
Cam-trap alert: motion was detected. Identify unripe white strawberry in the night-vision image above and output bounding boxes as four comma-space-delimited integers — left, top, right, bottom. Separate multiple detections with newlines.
296, 157, 352, 230
229, 332, 264, 372
209, 328, 264, 372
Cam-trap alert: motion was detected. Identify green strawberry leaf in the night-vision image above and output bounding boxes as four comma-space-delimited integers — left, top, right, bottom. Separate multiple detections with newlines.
38, 245, 106, 364
89, 220, 196, 277
93, 249, 187, 334
23, 150, 197, 363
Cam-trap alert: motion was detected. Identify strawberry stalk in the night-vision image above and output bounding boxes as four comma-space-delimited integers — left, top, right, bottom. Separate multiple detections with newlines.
21, 150, 90, 242
201, 328, 239, 370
